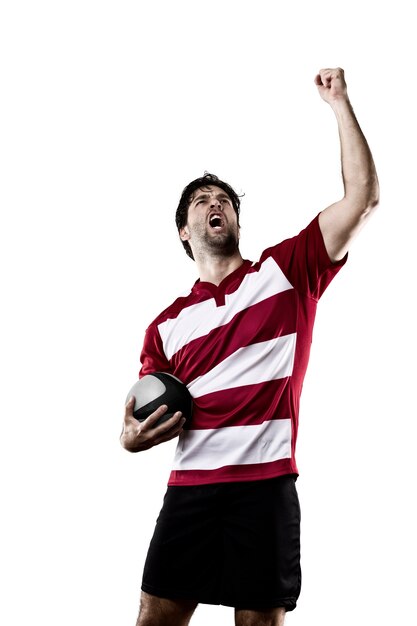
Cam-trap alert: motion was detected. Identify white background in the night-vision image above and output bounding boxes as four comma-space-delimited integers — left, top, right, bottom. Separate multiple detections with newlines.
1, 1, 416, 624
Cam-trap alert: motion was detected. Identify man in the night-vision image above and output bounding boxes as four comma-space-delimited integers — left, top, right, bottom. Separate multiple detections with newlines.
121, 68, 379, 626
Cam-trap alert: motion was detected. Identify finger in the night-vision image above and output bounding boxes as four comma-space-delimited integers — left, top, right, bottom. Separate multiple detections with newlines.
125, 395, 135, 411
123, 396, 136, 423
156, 413, 186, 433
123, 397, 135, 424
140, 404, 169, 429
316, 68, 335, 87
121, 398, 137, 439
147, 410, 184, 434
323, 67, 344, 83
152, 417, 187, 446
314, 74, 323, 86
321, 72, 332, 87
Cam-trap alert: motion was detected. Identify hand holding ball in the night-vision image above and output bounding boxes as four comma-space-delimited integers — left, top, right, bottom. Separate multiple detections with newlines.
126, 372, 193, 428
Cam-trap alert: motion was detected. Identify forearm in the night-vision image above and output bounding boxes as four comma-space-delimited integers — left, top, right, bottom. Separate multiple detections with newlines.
315, 68, 379, 261
332, 98, 379, 209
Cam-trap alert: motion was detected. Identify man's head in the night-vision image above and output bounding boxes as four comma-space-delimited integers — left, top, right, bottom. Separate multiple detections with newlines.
175, 173, 242, 260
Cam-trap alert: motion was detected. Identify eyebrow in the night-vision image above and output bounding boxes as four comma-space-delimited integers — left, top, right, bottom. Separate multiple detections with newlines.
193, 192, 231, 204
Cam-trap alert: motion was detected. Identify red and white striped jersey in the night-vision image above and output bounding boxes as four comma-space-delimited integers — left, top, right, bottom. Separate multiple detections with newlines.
139, 215, 347, 486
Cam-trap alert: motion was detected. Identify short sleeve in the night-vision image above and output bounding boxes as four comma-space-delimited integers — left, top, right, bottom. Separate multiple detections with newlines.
262, 214, 347, 301
139, 323, 171, 378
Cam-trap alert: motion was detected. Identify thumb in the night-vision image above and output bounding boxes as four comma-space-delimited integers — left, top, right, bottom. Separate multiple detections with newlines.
124, 396, 136, 420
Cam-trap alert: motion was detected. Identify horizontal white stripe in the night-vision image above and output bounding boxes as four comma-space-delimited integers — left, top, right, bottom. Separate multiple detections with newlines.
188, 333, 296, 398
172, 419, 292, 471
158, 257, 293, 360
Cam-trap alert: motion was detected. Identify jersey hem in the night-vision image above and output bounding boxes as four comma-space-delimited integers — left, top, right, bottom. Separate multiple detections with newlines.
168, 461, 299, 487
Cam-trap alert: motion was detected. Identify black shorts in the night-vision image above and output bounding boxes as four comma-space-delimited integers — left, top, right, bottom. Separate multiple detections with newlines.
141, 474, 301, 611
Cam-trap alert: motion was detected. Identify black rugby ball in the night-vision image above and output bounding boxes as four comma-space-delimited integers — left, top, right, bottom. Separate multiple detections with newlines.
126, 372, 193, 427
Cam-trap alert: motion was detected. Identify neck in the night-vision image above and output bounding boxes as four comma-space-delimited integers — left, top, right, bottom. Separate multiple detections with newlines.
195, 251, 244, 286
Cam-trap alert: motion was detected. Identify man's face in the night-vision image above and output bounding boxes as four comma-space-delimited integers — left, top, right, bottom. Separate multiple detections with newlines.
179, 185, 240, 259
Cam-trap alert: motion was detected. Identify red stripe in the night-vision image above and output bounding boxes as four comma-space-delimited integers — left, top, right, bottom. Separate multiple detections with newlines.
168, 457, 298, 486
171, 289, 298, 384
189, 378, 294, 430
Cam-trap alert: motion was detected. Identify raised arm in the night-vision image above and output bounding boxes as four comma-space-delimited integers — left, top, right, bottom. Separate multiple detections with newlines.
315, 68, 379, 262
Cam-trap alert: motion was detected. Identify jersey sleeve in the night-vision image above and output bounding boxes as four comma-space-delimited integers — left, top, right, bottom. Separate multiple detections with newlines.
263, 213, 347, 301
139, 323, 171, 378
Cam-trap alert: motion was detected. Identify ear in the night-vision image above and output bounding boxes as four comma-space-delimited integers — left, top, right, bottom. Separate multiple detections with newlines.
179, 226, 190, 242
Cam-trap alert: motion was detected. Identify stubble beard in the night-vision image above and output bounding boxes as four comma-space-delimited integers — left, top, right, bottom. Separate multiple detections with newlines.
205, 231, 239, 257
194, 223, 239, 259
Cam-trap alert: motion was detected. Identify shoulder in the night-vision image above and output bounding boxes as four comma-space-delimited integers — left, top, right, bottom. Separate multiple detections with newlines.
257, 215, 321, 265
146, 287, 198, 330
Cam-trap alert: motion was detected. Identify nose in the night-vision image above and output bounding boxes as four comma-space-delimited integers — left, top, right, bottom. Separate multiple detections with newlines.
210, 197, 222, 210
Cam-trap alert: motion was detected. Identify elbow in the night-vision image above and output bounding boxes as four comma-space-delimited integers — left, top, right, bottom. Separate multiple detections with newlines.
364, 193, 379, 217
357, 196, 379, 228
366, 180, 380, 215
369, 173, 380, 207
351, 176, 380, 218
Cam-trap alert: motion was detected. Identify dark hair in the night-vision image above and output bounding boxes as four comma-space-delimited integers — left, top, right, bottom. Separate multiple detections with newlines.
175, 172, 243, 260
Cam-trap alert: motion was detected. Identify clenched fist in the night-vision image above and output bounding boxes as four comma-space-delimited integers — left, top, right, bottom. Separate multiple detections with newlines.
314, 67, 348, 105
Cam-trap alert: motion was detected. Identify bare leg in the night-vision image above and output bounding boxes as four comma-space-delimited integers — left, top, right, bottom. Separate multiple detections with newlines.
235, 607, 286, 626
136, 591, 198, 626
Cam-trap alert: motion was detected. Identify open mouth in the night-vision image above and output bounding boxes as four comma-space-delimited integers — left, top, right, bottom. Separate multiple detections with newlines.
209, 213, 224, 230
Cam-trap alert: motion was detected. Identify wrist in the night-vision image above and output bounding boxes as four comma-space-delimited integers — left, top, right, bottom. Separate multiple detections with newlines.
329, 96, 353, 116
330, 98, 360, 130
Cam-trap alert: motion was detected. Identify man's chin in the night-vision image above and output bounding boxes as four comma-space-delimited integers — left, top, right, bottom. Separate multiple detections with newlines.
206, 233, 239, 256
